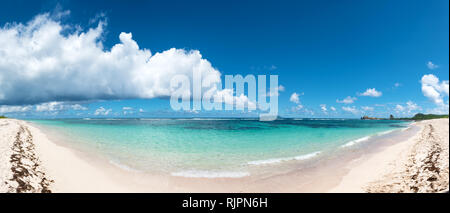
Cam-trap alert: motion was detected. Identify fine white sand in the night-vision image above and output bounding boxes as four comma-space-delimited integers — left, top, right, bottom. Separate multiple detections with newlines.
0, 119, 52, 192
0, 119, 141, 192
1, 118, 448, 193
330, 118, 449, 192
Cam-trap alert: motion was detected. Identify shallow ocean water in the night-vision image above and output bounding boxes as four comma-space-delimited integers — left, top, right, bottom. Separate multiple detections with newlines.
30, 118, 410, 177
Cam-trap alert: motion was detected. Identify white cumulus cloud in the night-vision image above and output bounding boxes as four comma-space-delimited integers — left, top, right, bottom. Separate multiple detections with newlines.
395, 104, 405, 112
320, 104, 327, 113
35, 102, 64, 112
291, 104, 304, 112
267, 85, 285, 97
361, 106, 374, 111
342, 106, 359, 114
359, 88, 382, 97
70, 104, 88, 111
94, 107, 112, 116
1, 101, 88, 115
421, 74, 449, 106
406, 101, 420, 111
395, 101, 421, 115
336, 96, 357, 104
0, 105, 32, 114
427, 61, 439, 70
290, 92, 300, 104
426, 101, 449, 114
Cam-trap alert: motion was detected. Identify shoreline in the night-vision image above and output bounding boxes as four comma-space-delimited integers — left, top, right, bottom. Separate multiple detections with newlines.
329, 118, 449, 192
1, 118, 448, 192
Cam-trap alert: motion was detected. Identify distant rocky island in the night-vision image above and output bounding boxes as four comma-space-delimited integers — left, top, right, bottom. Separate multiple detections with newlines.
360, 116, 387, 120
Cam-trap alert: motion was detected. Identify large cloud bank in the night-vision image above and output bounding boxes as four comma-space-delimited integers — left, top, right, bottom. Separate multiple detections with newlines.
0, 12, 240, 106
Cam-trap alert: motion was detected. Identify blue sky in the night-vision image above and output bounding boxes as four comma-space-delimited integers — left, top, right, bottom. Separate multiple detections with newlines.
0, 0, 448, 118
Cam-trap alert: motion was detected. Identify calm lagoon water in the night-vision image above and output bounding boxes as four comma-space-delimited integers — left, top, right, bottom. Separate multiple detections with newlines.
30, 118, 410, 178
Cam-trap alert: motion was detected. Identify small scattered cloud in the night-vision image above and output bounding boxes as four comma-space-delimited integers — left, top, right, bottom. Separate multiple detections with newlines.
320, 104, 327, 114
427, 61, 439, 70
342, 106, 359, 114
250, 65, 277, 71
394, 83, 401, 87
291, 104, 304, 112
1, 101, 88, 115
358, 88, 382, 97
35, 102, 64, 112
304, 108, 315, 116
268, 65, 277, 70
212, 88, 257, 109
267, 85, 285, 97
361, 106, 374, 111
336, 96, 357, 104
70, 104, 88, 111
0, 105, 32, 114
185, 109, 199, 114
395, 104, 405, 112
122, 106, 134, 115
395, 101, 421, 115
94, 107, 112, 116
425, 101, 449, 115
36, 102, 88, 112
406, 101, 420, 111
330, 106, 336, 111
290, 92, 300, 104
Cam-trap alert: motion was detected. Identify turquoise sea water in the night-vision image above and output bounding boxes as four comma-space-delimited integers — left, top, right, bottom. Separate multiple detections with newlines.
30, 118, 410, 177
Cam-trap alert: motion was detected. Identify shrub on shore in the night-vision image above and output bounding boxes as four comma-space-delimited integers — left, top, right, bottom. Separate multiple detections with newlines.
0, 115, 7, 119
410, 113, 449, 121
391, 113, 449, 121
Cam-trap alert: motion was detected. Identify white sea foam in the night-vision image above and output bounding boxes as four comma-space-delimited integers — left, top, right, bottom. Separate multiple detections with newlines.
341, 136, 371, 148
247, 158, 287, 165
109, 159, 142, 173
401, 123, 414, 131
294, 118, 347, 121
293, 151, 322, 160
376, 129, 396, 136
139, 118, 172, 120
175, 118, 257, 121
171, 170, 250, 178
247, 151, 321, 165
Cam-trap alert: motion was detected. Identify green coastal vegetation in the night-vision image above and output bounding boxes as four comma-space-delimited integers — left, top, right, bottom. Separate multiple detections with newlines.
405, 113, 449, 121
0, 115, 7, 119
362, 113, 449, 121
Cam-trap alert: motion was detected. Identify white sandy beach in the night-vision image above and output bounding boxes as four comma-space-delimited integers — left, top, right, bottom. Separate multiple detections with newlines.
1, 118, 448, 193
329, 118, 449, 192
